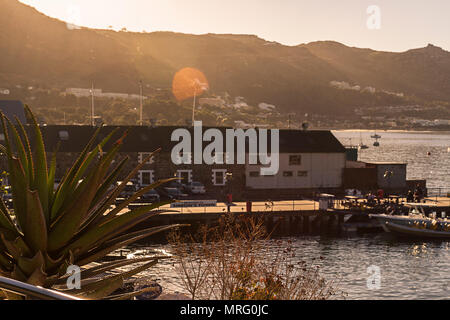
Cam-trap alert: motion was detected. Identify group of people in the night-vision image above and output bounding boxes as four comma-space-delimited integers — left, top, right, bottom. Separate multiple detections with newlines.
406, 184, 425, 203
365, 189, 389, 206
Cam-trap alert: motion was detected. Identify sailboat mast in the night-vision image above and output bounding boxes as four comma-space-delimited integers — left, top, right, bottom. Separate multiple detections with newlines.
91, 82, 95, 126
139, 80, 143, 126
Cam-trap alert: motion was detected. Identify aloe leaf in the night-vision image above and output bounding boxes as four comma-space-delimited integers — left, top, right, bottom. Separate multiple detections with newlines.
92, 149, 161, 213
107, 285, 161, 300
0, 198, 19, 235
68, 260, 158, 297
89, 156, 128, 211
76, 224, 185, 266
4, 116, 29, 180
78, 276, 124, 299
43, 251, 66, 274
65, 203, 170, 256
11, 265, 28, 283
98, 179, 175, 224
63, 256, 168, 284
26, 263, 48, 287
14, 116, 34, 186
24, 105, 49, 223
47, 145, 59, 218
8, 157, 28, 230
47, 158, 106, 252
50, 130, 121, 225
69, 128, 120, 191
23, 189, 48, 253
0, 252, 13, 271
17, 251, 45, 276
0, 233, 32, 259
50, 127, 102, 221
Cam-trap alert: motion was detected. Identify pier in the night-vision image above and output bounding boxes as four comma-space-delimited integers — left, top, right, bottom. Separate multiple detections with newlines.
129, 197, 450, 239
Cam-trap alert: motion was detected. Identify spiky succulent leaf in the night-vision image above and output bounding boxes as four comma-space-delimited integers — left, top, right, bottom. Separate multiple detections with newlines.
0, 107, 184, 299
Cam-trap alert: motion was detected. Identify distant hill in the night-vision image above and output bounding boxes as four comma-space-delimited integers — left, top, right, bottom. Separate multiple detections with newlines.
1, 0, 449, 115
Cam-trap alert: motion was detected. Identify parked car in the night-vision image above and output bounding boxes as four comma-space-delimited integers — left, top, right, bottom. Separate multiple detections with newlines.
163, 187, 188, 200
186, 181, 206, 194
117, 181, 138, 198
139, 189, 160, 203
167, 181, 188, 192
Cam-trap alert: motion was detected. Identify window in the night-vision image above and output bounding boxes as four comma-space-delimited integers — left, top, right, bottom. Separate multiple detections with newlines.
212, 169, 227, 186
138, 170, 155, 186
289, 155, 302, 166
58, 130, 69, 141
138, 152, 155, 164
177, 170, 193, 183
249, 171, 260, 178
283, 171, 294, 177
298, 171, 308, 177
174, 152, 192, 165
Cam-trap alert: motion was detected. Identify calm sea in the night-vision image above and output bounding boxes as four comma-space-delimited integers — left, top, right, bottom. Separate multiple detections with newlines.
333, 130, 450, 190
131, 131, 450, 300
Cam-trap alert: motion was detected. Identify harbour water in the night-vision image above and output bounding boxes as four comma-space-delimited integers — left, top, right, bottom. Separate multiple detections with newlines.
130, 130, 450, 300
333, 130, 450, 190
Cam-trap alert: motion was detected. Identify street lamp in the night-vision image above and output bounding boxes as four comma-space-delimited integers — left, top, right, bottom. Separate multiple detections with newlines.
191, 79, 208, 125
226, 172, 233, 212
384, 170, 394, 194
139, 80, 143, 126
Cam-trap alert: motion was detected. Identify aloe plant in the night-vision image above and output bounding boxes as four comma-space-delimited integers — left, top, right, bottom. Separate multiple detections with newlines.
0, 105, 183, 299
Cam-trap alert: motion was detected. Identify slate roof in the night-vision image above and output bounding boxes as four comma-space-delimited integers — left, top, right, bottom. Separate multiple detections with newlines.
27, 125, 346, 154
0, 100, 27, 124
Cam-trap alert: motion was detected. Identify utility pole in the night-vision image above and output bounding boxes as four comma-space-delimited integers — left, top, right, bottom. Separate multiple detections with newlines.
192, 87, 197, 126
287, 113, 296, 129
139, 80, 143, 126
90, 82, 95, 126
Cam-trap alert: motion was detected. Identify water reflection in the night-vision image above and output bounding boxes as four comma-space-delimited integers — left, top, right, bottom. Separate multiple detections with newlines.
127, 234, 450, 300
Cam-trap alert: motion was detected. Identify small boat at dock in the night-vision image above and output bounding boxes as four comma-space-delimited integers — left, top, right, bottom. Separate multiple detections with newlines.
370, 203, 450, 239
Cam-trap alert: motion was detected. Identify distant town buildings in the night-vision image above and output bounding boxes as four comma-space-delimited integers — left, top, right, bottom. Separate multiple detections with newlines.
0, 88, 10, 95
258, 103, 276, 111
65, 88, 146, 100
198, 97, 226, 108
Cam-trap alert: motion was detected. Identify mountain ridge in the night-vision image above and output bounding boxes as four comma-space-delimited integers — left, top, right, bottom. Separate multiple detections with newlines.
1, 0, 449, 115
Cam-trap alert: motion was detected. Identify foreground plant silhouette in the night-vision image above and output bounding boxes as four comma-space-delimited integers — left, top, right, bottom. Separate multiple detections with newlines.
0, 106, 183, 299
169, 215, 344, 300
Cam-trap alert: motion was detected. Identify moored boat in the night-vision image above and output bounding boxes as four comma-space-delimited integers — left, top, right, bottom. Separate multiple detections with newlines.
384, 221, 450, 239
370, 203, 450, 238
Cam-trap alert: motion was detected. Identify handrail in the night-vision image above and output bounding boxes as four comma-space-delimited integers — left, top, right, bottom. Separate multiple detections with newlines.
0, 276, 82, 300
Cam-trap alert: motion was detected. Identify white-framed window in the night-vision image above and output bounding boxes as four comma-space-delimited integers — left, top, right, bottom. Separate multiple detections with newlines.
177, 170, 193, 183
138, 152, 155, 164
138, 170, 155, 186
212, 169, 227, 186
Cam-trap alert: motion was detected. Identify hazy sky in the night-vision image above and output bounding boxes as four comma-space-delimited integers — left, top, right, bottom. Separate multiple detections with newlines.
19, 0, 450, 52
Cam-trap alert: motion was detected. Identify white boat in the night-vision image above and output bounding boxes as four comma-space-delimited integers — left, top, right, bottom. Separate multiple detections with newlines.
370, 203, 450, 238
371, 132, 381, 147
358, 144, 369, 150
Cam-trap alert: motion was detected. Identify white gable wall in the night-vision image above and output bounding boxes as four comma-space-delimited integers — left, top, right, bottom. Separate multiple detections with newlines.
246, 153, 345, 189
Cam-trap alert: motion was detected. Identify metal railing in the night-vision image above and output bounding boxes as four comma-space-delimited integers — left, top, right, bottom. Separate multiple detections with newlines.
0, 276, 81, 300
427, 188, 450, 197
174, 200, 320, 214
